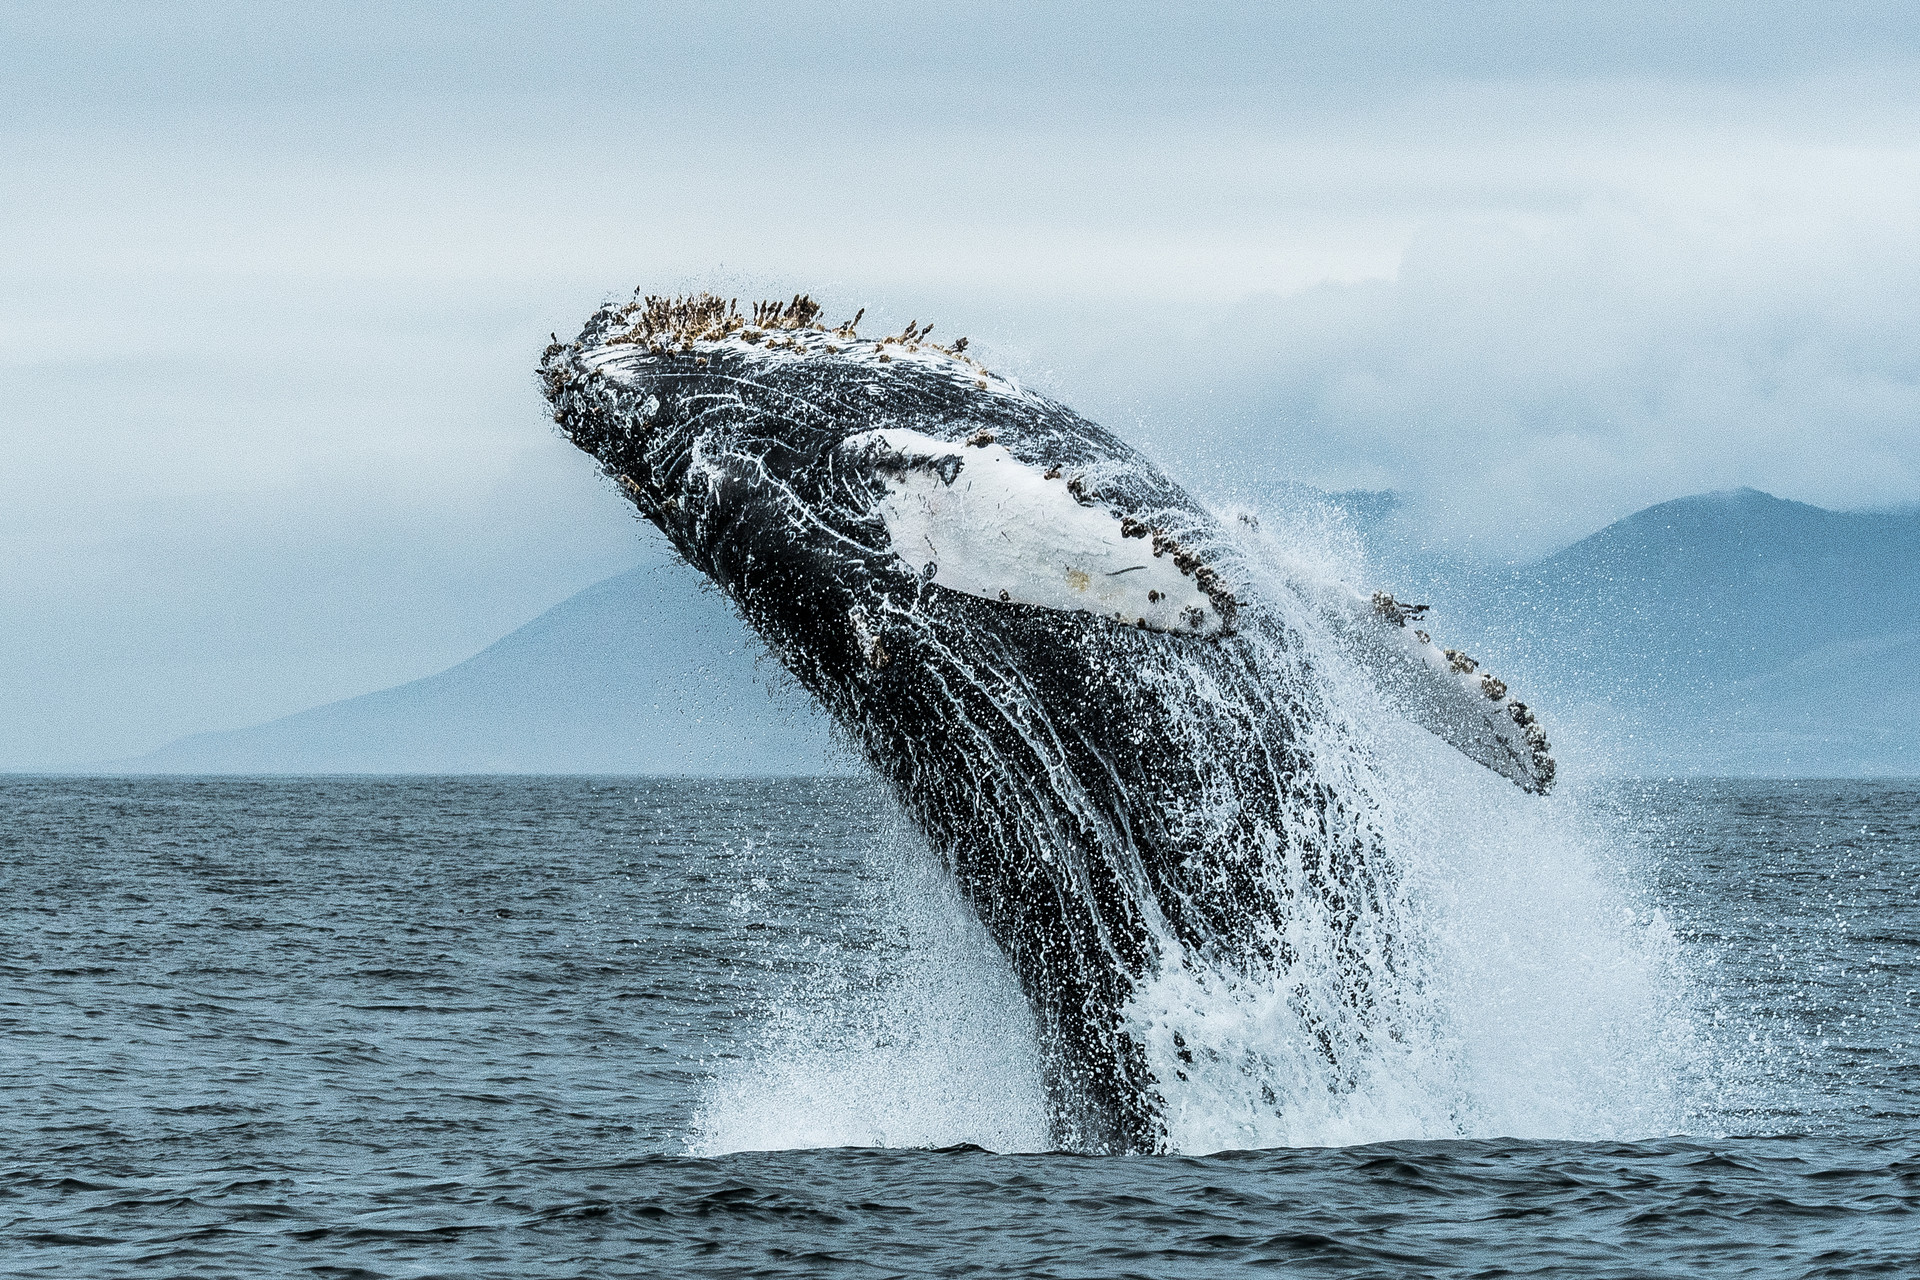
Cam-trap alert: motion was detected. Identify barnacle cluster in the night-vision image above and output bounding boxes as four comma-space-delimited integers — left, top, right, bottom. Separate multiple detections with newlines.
1052, 466, 1240, 630
1145, 527, 1238, 631
1370, 591, 1431, 628
585, 290, 982, 367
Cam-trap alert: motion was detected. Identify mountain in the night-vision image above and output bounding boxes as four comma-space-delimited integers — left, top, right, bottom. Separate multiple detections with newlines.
120, 488, 1916, 779
1410, 489, 1920, 776
122, 560, 842, 775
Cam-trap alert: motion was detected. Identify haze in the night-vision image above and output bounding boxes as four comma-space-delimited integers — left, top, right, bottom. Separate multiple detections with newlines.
5, 2, 1919, 766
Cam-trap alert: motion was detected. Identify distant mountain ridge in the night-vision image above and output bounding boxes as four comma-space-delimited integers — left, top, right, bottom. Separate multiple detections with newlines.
121, 561, 841, 775
1415, 488, 1920, 776
117, 488, 1916, 777
1522, 487, 1920, 683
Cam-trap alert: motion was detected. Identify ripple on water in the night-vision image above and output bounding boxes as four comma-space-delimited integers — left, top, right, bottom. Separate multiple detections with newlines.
2, 775, 1916, 1277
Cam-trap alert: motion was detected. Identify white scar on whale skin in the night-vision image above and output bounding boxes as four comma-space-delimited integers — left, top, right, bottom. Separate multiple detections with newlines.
849, 428, 1227, 636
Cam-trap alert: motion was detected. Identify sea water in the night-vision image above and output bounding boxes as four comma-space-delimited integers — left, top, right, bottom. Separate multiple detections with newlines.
3, 774, 1915, 1277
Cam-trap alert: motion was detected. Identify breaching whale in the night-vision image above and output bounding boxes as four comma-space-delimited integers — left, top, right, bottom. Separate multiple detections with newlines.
541, 293, 1553, 1152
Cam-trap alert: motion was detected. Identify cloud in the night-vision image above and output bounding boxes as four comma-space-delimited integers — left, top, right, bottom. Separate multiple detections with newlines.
1036, 110, 1920, 555
4, 4, 1920, 761
0, 278, 652, 765
8, 3, 1920, 130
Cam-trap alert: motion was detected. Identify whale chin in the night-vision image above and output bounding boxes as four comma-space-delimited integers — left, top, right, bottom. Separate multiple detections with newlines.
541, 290, 1556, 1151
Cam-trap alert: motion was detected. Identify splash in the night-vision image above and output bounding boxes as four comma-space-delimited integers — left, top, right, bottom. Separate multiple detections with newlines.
691, 492, 1717, 1155
550, 291, 1715, 1150
1121, 501, 1711, 1150
688, 827, 1051, 1156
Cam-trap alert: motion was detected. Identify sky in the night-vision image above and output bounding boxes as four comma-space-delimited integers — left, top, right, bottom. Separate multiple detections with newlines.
4, 2, 1919, 766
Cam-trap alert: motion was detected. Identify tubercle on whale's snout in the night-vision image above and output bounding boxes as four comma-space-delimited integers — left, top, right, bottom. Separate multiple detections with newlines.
551, 290, 1009, 405
595, 292, 974, 365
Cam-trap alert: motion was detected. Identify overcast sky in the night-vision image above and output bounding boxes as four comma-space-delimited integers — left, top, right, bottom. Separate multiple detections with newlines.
5, 2, 1919, 766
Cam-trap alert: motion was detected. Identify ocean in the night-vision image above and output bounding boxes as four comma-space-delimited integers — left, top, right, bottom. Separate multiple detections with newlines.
4, 774, 1916, 1277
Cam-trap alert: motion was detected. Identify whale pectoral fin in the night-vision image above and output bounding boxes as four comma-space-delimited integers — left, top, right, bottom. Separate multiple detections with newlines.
847, 428, 1236, 636
1342, 591, 1557, 794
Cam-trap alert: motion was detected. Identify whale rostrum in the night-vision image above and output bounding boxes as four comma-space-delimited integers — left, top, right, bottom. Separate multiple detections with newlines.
541, 291, 1554, 1152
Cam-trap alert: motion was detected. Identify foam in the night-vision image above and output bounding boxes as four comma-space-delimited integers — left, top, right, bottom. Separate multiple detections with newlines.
690, 489, 1719, 1155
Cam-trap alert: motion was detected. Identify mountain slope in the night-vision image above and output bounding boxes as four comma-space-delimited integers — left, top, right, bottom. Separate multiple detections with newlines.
119, 489, 1917, 778
1413, 490, 1920, 776
124, 561, 841, 775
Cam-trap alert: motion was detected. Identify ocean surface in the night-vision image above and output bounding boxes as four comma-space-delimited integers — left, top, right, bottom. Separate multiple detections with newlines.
4, 774, 1916, 1277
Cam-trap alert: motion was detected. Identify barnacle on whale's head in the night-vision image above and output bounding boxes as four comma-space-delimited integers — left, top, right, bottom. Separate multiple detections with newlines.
553, 290, 979, 363
538, 290, 993, 483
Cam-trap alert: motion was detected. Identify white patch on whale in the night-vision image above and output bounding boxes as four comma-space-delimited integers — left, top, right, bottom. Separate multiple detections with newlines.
848, 428, 1225, 636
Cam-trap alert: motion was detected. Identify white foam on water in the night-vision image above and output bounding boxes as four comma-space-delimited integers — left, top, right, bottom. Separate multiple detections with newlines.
687, 831, 1051, 1155
1130, 749, 1710, 1152
1125, 499, 1714, 1152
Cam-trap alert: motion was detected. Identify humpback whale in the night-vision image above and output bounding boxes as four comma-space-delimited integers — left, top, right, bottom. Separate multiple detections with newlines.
541, 293, 1553, 1152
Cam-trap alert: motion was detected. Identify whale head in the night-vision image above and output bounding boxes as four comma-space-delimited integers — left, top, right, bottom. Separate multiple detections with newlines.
540, 294, 1241, 701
